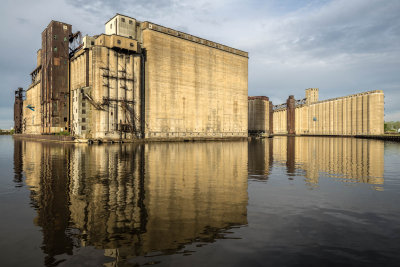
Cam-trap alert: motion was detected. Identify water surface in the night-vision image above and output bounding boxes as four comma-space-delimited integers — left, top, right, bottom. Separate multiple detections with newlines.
1, 136, 399, 266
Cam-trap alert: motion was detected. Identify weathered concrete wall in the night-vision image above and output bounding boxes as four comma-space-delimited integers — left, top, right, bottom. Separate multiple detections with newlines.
23, 82, 42, 134
142, 29, 248, 139
70, 35, 142, 140
273, 108, 287, 134
248, 97, 270, 134
269, 90, 384, 136
305, 90, 384, 135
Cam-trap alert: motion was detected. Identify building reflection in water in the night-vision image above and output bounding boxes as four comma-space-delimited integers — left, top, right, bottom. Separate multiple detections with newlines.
14, 140, 248, 265
250, 136, 384, 190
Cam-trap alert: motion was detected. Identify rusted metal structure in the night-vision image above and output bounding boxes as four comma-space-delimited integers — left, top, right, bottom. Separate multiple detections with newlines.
41, 21, 72, 133
286, 95, 295, 135
14, 87, 24, 134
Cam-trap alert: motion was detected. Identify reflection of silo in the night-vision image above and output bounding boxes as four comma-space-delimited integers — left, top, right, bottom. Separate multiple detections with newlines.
248, 139, 273, 178
142, 141, 248, 253
13, 139, 23, 185
68, 144, 147, 252
291, 137, 384, 188
286, 137, 295, 175
22, 142, 74, 265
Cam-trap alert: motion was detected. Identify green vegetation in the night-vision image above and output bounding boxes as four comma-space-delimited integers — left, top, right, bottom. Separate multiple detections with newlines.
384, 121, 400, 133
55, 131, 70, 136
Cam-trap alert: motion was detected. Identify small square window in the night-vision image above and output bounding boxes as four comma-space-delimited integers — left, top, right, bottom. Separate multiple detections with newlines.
54, 35, 57, 40
82, 126, 86, 130
117, 40, 121, 44
82, 118, 86, 123
130, 43, 134, 47
121, 18, 125, 23
129, 20, 133, 25
82, 109, 86, 114
91, 41, 94, 45
54, 46, 57, 52
82, 102, 86, 107
64, 117, 67, 122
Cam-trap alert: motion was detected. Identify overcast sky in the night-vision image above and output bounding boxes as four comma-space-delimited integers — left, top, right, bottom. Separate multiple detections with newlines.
1, 0, 399, 128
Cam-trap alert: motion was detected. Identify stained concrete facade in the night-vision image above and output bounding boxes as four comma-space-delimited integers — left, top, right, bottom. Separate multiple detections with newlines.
142, 23, 248, 139
22, 49, 42, 134
248, 96, 272, 135
250, 88, 384, 136
19, 14, 249, 141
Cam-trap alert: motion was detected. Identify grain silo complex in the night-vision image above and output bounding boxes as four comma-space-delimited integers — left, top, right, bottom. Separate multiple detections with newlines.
14, 14, 385, 142
15, 14, 249, 141
248, 88, 384, 136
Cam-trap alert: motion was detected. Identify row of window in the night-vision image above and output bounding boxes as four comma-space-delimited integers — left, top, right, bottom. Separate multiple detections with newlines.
53, 35, 68, 41
110, 17, 134, 29
116, 39, 136, 47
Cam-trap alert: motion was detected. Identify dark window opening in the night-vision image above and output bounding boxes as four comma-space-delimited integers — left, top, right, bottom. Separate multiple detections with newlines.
91, 41, 94, 45
129, 36, 133, 39
82, 102, 86, 107
121, 18, 125, 23
82, 126, 86, 130
129, 20, 133, 24
130, 43, 134, 47
82, 109, 86, 114
82, 118, 86, 123
64, 117, 67, 122
54, 35, 57, 40
117, 39, 121, 44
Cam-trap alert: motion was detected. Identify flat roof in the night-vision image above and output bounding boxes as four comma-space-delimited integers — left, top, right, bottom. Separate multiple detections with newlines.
104, 13, 138, 25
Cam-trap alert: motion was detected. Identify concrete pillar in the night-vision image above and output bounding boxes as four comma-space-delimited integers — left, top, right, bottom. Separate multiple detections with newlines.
269, 101, 273, 134
287, 95, 295, 134
362, 94, 368, 135
133, 55, 141, 135
356, 95, 362, 135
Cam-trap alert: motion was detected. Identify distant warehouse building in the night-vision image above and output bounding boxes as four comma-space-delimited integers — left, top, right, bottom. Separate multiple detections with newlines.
17, 14, 249, 141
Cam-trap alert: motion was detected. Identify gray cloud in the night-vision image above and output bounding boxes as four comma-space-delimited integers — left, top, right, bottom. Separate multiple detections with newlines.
0, 0, 399, 128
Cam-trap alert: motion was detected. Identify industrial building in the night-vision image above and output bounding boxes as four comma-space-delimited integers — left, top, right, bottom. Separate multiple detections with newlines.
248, 88, 384, 136
15, 14, 249, 141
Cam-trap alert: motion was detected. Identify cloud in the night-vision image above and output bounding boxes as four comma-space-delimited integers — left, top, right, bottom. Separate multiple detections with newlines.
0, 0, 399, 129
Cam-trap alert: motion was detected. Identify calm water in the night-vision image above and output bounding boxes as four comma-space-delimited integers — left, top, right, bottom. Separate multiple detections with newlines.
1, 135, 400, 266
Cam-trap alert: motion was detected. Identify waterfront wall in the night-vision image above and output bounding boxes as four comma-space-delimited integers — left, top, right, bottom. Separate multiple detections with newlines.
143, 29, 248, 139
264, 89, 384, 136
296, 90, 384, 135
